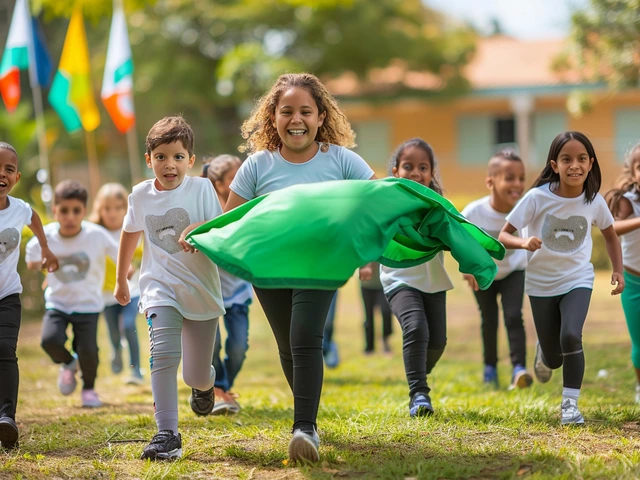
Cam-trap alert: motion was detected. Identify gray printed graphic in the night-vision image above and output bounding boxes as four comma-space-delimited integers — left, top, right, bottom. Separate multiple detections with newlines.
145, 207, 191, 255
53, 252, 90, 283
541, 214, 588, 253
0, 228, 20, 264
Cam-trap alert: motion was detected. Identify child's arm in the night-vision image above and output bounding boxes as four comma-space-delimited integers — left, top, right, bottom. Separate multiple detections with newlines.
179, 221, 207, 253
224, 191, 248, 213
611, 197, 640, 236
115, 230, 141, 305
462, 273, 479, 291
499, 222, 542, 251
27, 209, 58, 272
601, 225, 624, 295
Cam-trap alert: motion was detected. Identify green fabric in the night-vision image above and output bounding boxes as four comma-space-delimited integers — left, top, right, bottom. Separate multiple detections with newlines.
187, 177, 505, 290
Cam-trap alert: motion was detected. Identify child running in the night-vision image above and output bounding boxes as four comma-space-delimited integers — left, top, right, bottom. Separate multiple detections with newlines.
89, 183, 143, 384
379, 138, 452, 417
203, 154, 252, 415
115, 116, 224, 460
361, 262, 393, 355
605, 143, 640, 403
499, 131, 624, 425
26, 180, 119, 408
461, 149, 531, 389
0, 142, 58, 449
220, 72, 375, 462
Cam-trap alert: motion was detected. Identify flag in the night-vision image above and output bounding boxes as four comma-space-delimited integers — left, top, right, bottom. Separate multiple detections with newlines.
101, 2, 135, 133
30, 17, 52, 89
0, 0, 30, 111
48, 8, 100, 133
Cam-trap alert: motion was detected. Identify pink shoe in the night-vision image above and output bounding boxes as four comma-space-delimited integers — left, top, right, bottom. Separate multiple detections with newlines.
81, 389, 102, 408
57, 354, 78, 396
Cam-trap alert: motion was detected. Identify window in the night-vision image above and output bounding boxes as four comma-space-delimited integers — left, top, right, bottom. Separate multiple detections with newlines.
532, 112, 566, 165
351, 120, 390, 169
615, 109, 640, 163
457, 115, 517, 165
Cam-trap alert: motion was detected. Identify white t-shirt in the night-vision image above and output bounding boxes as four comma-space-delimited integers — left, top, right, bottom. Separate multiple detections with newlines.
0, 197, 32, 300
620, 190, 640, 273
25, 221, 119, 314
103, 228, 141, 307
506, 184, 613, 296
123, 175, 225, 321
230, 143, 375, 199
380, 252, 454, 295
461, 196, 527, 280
219, 268, 253, 309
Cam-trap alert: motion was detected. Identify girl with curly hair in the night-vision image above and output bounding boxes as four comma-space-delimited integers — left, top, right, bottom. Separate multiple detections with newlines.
227, 72, 375, 463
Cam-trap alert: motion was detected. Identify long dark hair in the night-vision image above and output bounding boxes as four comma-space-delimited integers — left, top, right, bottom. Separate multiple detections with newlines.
531, 131, 601, 203
388, 138, 444, 195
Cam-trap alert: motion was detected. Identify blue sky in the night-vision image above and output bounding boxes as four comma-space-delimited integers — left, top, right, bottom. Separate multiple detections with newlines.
425, 0, 590, 39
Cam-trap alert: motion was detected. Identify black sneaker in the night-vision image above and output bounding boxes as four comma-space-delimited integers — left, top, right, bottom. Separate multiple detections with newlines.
409, 392, 434, 417
0, 416, 19, 449
189, 387, 215, 416
140, 430, 182, 460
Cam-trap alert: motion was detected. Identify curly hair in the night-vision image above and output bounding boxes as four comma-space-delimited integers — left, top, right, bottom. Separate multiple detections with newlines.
606, 142, 640, 217
239, 73, 356, 154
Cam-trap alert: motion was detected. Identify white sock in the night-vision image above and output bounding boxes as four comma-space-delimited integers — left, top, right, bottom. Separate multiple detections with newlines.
562, 387, 580, 401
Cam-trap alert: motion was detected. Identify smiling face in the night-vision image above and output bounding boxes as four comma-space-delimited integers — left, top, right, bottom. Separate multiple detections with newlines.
488, 160, 525, 211
145, 141, 195, 191
392, 145, 433, 187
272, 86, 326, 163
550, 139, 594, 197
0, 148, 20, 209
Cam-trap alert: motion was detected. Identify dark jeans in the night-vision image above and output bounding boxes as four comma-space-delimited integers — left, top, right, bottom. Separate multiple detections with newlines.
103, 296, 141, 372
322, 292, 338, 354
41, 309, 100, 390
361, 287, 392, 352
212, 304, 250, 392
253, 287, 336, 431
472, 270, 526, 367
0, 294, 21, 419
387, 287, 447, 398
529, 288, 592, 390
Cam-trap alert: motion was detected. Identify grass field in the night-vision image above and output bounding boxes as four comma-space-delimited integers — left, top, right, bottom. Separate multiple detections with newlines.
2, 261, 640, 479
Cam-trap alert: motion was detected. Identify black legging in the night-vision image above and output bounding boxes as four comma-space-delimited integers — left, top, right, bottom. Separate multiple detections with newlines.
387, 287, 447, 398
529, 288, 592, 390
361, 287, 392, 352
472, 270, 526, 367
0, 294, 21, 420
253, 287, 336, 432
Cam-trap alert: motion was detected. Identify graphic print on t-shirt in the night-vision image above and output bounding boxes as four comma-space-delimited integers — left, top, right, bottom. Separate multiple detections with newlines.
541, 214, 588, 253
0, 228, 20, 264
54, 252, 91, 283
145, 207, 191, 255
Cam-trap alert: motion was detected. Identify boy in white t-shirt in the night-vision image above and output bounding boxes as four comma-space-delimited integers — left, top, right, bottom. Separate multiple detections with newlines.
461, 149, 532, 390
0, 142, 58, 450
115, 116, 224, 461
26, 180, 118, 409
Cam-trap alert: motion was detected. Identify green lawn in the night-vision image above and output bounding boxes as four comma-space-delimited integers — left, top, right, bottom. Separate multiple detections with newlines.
2, 262, 640, 479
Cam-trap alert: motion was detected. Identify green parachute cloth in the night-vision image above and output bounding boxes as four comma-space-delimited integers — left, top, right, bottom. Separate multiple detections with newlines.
187, 177, 505, 291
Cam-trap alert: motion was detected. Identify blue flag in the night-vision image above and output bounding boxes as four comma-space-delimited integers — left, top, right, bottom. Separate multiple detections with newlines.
30, 16, 51, 88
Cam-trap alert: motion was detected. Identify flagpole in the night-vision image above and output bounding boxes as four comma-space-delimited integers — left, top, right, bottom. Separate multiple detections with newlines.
125, 127, 141, 186
31, 84, 50, 175
84, 130, 101, 197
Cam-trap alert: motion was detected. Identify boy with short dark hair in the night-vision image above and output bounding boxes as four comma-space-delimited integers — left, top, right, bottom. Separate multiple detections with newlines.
26, 179, 118, 408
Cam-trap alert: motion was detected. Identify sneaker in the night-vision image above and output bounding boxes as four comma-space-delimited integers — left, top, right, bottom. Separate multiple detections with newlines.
111, 347, 123, 374
323, 341, 340, 369
288, 428, 320, 463
0, 416, 19, 449
509, 365, 533, 390
58, 354, 78, 396
211, 387, 241, 415
189, 386, 215, 416
483, 364, 499, 387
534, 343, 552, 383
409, 392, 434, 417
126, 370, 144, 385
140, 430, 182, 460
636, 384, 640, 404
561, 397, 585, 425
82, 389, 103, 408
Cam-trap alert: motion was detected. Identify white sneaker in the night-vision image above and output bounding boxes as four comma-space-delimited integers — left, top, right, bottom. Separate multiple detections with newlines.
561, 397, 584, 425
635, 384, 640, 404
533, 343, 552, 384
288, 428, 320, 463
57, 354, 78, 396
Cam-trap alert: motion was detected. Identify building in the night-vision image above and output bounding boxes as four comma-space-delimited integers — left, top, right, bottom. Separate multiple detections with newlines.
328, 36, 637, 202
